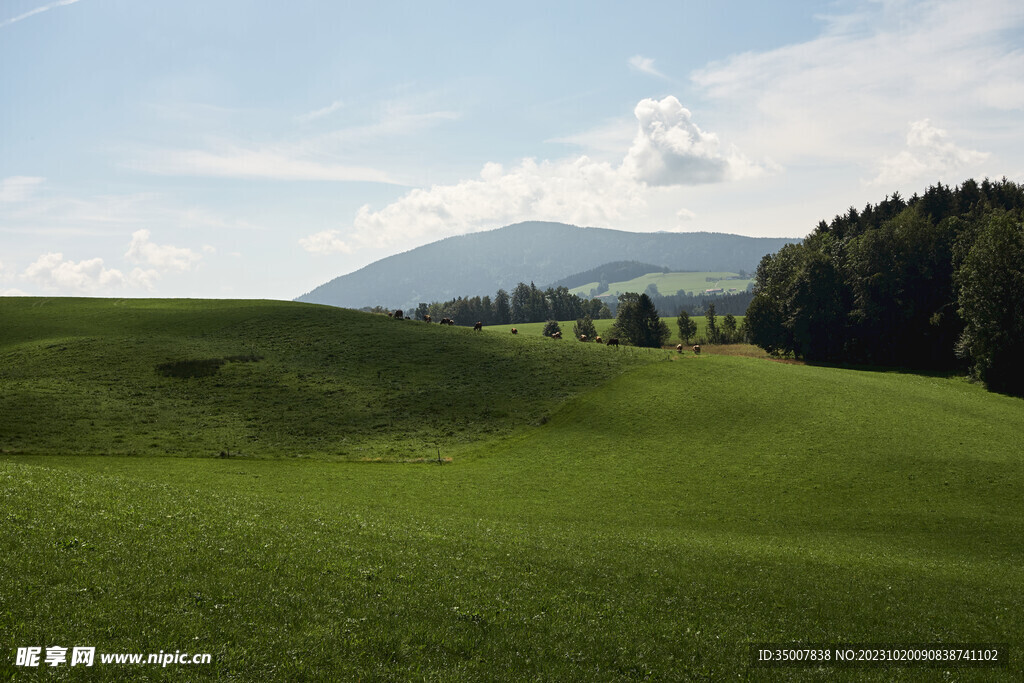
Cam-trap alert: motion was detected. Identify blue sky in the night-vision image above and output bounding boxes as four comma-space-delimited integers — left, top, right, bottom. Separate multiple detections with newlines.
2, 0, 1022, 299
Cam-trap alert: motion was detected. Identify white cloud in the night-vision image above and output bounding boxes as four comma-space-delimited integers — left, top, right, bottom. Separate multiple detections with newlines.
299, 231, 354, 255
296, 100, 345, 123
125, 229, 203, 271
1, 288, 31, 296
0, 0, 80, 29
129, 147, 401, 184
622, 97, 764, 185
0, 176, 45, 203
871, 119, 990, 187
691, 0, 1024, 162
676, 208, 696, 222
302, 96, 759, 254
22, 253, 155, 293
629, 55, 668, 79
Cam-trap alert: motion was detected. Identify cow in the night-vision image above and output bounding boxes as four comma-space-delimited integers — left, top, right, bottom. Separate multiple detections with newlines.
511, 328, 518, 335
595, 336, 603, 344
552, 331, 562, 339
676, 343, 684, 353
424, 314, 432, 323
693, 344, 701, 355
607, 338, 619, 347
579, 335, 588, 342
473, 321, 483, 331
393, 309, 404, 320
440, 317, 455, 326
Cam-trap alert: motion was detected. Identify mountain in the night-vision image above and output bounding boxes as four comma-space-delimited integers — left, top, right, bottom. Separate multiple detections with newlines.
296, 221, 800, 310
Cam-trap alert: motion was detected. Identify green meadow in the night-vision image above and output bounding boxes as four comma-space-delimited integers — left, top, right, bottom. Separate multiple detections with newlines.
2, 298, 1022, 680
486, 317, 740, 345
568, 271, 752, 298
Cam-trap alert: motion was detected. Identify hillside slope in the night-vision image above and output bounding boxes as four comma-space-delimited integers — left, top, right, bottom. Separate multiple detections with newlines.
296, 222, 799, 310
0, 297, 651, 460
3, 351, 1023, 678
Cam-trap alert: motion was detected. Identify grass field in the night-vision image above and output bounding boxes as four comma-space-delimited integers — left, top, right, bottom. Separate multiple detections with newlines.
486, 317, 742, 345
568, 271, 752, 298
2, 298, 1022, 680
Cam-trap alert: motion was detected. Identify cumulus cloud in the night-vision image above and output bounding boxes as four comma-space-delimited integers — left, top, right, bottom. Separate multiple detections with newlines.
0, 176, 45, 203
871, 119, 989, 186
302, 96, 760, 254
623, 97, 763, 185
125, 229, 202, 271
23, 253, 156, 293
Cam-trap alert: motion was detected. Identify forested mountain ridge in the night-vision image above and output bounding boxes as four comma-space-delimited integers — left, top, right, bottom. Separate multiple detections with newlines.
296, 222, 799, 311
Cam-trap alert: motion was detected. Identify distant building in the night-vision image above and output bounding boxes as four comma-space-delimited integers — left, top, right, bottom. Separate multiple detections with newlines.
704, 288, 724, 294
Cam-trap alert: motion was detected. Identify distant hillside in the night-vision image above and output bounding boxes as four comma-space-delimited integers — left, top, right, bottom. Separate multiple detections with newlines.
547, 261, 669, 291
297, 222, 800, 310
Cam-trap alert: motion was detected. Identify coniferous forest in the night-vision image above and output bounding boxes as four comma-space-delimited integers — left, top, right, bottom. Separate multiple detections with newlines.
746, 178, 1024, 395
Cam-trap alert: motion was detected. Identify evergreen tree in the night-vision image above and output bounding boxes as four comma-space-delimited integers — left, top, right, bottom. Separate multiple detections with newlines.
722, 314, 738, 343
612, 293, 670, 348
705, 303, 718, 344
574, 315, 597, 341
955, 213, 1024, 395
494, 289, 511, 325
677, 310, 697, 344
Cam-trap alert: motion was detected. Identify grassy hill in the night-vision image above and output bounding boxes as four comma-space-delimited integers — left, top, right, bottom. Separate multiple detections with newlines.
3, 297, 1023, 679
0, 298, 649, 460
568, 271, 753, 298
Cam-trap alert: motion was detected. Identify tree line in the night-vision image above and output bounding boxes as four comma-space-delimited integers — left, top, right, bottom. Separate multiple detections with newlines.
746, 177, 1024, 395
411, 282, 611, 326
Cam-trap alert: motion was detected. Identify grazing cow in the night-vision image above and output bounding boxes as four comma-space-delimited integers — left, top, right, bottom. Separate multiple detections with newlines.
393, 309, 404, 320
424, 314, 432, 323
579, 335, 588, 342
692, 344, 701, 355
552, 331, 562, 339
440, 317, 455, 326
511, 328, 518, 335
676, 343, 684, 353
607, 338, 619, 347
473, 321, 483, 331
595, 336, 603, 344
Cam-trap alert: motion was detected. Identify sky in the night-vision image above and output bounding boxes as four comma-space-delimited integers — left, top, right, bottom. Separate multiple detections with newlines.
2, 0, 1023, 299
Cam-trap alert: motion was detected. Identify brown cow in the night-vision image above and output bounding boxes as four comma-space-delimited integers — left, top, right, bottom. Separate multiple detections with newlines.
511, 328, 518, 335
393, 309, 404, 320
676, 343, 684, 353
473, 321, 483, 331
552, 331, 562, 339
424, 314, 432, 323
579, 334, 588, 342
607, 338, 619, 347
692, 344, 701, 355
595, 336, 603, 344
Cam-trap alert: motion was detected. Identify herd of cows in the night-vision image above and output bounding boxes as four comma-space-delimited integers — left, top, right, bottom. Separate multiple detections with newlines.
387, 309, 702, 354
